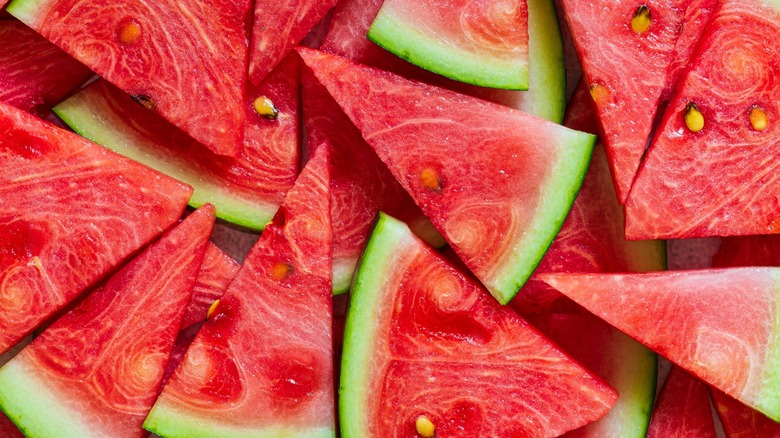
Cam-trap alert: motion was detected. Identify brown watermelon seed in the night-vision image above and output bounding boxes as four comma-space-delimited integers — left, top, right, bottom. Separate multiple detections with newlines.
415, 416, 435, 438
131, 94, 156, 111
207, 299, 220, 319
271, 262, 293, 280
684, 102, 705, 133
253, 96, 279, 119
750, 106, 768, 131
631, 5, 652, 34
118, 21, 142, 44
420, 168, 442, 192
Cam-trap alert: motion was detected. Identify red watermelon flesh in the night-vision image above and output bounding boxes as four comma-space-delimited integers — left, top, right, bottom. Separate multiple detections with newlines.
0, 20, 92, 115
540, 268, 780, 421
180, 243, 239, 330
626, 0, 780, 239
711, 386, 780, 437
145, 146, 334, 437
646, 367, 717, 438
560, 0, 687, 203
301, 65, 435, 293
0, 413, 22, 438
511, 80, 665, 315
248, 0, 338, 85
7, 0, 250, 157
712, 235, 780, 268
0, 204, 215, 438
0, 101, 192, 356
160, 322, 204, 391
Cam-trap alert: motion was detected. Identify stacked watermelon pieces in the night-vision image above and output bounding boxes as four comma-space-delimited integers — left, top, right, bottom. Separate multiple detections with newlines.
2, 0, 780, 435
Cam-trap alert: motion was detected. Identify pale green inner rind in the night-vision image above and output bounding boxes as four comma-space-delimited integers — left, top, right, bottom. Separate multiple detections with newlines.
340, 213, 411, 438
6, 0, 50, 26
54, 91, 278, 232
755, 271, 780, 421
332, 258, 356, 295
367, 9, 529, 90
144, 401, 334, 438
0, 359, 91, 438
489, 130, 596, 304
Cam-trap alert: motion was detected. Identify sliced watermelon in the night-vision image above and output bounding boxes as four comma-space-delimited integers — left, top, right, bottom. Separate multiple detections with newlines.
713, 235, 780, 268
711, 386, 780, 437
0, 20, 92, 115
301, 65, 437, 294
531, 313, 657, 437
626, 0, 780, 239
342, 213, 617, 436
0, 101, 192, 355
7, 0, 250, 157
0, 204, 214, 437
54, 54, 300, 231
299, 47, 595, 304
145, 147, 334, 437
366, 0, 529, 90
248, 0, 338, 84
180, 243, 239, 329
540, 268, 780, 421
646, 367, 717, 437
560, 0, 688, 203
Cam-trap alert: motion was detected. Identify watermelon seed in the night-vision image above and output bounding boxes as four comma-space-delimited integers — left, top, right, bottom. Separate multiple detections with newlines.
749, 106, 768, 131
684, 102, 705, 133
420, 168, 442, 192
631, 5, 652, 34
271, 262, 293, 280
588, 83, 610, 105
118, 21, 142, 44
207, 299, 221, 319
415, 415, 435, 437
253, 96, 279, 119
131, 94, 156, 111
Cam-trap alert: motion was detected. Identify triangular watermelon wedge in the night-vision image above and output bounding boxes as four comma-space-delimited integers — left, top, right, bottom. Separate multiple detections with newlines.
0, 204, 215, 437
646, 367, 717, 437
711, 386, 780, 437
540, 268, 780, 421
180, 243, 239, 330
7, 0, 250, 157
626, 0, 780, 239
298, 47, 595, 304
145, 146, 334, 437
0, 101, 192, 356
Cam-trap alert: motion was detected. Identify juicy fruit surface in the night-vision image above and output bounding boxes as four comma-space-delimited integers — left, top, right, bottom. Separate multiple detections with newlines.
627, 0, 780, 239
180, 243, 239, 329
663, 0, 720, 98
561, 0, 687, 202
0, 101, 191, 355
8, 0, 250, 157
367, 0, 529, 89
540, 268, 780, 421
145, 148, 334, 437
300, 48, 594, 304
711, 387, 780, 437
0, 205, 214, 438
646, 367, 717, 437
0, 20, 91, 114
343, 214, 618, 437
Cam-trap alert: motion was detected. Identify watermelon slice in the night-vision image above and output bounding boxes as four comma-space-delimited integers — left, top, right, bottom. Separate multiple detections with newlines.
560, 0, 688, 203
180, 243, 239, 329
531, 313, 657, 437
711, 386, 780, 437
145, 146, 334, 437
0, 20, 91, 115
342, 213, 618, 436
248, 0, 338, 84
301, 65, 438, 294
0, 204, 215, 437
713, 235, 780, 268
366, 0, 529, 90
540, 268, 780, 421
626, 0, 780, 239
646, 367, 717, 437
54, 54, 300, 231
7, 0, 250, 157
0, 101, 192, 355
299, 47, 595, 304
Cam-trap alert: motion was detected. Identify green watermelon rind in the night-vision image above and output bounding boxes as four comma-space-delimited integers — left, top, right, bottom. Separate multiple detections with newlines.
5, 0, 46, 26
366, 7, 529, 90
756, 271, 780, 421
53, 93, 278, 232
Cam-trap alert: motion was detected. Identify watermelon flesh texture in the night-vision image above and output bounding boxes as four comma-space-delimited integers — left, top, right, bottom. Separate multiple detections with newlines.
0, 205, 215, 438
248, 0, 338, 84
0, 20, 92, 115
54, 55, 300, 231
646, 367, 717, 437
180, 243, 239, 329
713, 235, 780, 268
511, 80, 665, 315
626, 0, 780, 239
7, 0, 250, 157
342, 213, 618, 437
299, 47, 594, 304
145, 146, 334, 438
540, 268, 780, 422
0, 101, 192, 356
711, 386, 780, 437
0, 413, 23, 438
531, 313, 657, 438
367, 0, 529, 90
560, 0, 688, 203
